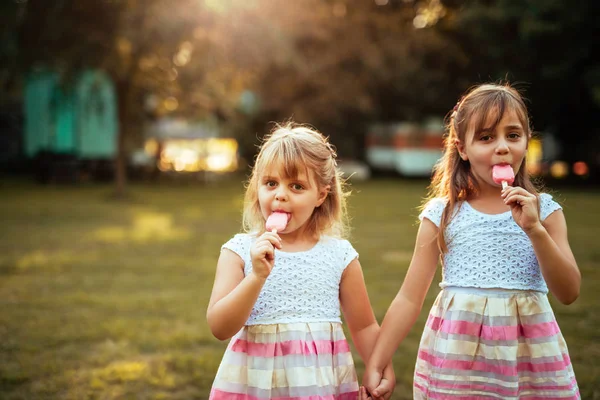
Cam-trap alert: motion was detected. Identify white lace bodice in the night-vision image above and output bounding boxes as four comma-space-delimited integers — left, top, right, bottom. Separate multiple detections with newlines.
419, 193, 562, 293
222, 234, 358, 325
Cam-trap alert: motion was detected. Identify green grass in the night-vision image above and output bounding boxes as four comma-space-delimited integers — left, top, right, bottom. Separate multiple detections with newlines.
0, 178, 598, 399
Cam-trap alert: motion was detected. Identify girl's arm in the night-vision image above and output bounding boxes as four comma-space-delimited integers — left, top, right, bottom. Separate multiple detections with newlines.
502, 188, 580, 305
339, 259, 395, 399
362, 218, 440, 396
206, 249, 265, 340
207, 232, 282, 340
339, 258, 379, 362
527, 210, 580, 304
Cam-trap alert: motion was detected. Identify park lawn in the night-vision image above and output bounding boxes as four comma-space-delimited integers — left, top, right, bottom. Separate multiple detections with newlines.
0, 178, 598, 399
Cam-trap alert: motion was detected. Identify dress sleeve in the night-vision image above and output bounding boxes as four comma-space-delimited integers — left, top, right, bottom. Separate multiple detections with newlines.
418, 198, 446, 227
539, 193, 563, 221
221, 233, 252, 265
339, 239, 359, 271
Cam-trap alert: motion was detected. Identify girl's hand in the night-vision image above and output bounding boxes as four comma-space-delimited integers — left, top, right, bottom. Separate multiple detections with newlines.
362, 366, 383, 400
250, 231, 282, 279
501, 186, 542, 233
373, 364, 396, 400
358, 386, 372, 400
362, 365, 395, 400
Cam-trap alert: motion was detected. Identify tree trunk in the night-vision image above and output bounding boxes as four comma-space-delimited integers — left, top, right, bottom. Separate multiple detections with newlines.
114, 78, 130, 199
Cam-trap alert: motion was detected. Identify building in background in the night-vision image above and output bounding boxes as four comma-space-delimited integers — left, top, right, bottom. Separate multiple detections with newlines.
130, 117, 238, 180
0, 102, 23, 173
365, 118, 444, 177
24, 69, 117, 182
365, 118, 556, 180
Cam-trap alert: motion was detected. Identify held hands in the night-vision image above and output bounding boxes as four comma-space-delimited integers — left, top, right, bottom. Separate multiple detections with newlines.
250, 231, 282, 280
360, 364, 395, 400
501, 186, 543, 234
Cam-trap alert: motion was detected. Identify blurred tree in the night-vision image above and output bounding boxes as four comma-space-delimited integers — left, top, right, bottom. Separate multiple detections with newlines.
11, 0, 281, 196
0, 0, 496, 174
9, 0, 599, 178
0, 1, 23, 102
11, 0, 182, 195
439, 0, 600, 164
246, 0, 466, 158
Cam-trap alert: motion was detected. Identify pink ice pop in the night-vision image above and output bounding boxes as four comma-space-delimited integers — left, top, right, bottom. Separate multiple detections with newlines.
266, 212, 288, 233
492, 164, 515, 189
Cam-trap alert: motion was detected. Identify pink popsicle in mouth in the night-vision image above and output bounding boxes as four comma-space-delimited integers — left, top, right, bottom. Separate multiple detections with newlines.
492, 164, 515, 189
266, 212, 289, 233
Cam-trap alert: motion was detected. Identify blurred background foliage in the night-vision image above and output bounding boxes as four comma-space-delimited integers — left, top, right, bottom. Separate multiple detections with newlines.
2, 0, 599, 194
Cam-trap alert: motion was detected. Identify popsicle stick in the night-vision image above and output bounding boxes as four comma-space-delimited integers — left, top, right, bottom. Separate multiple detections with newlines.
502, 181, 508, 189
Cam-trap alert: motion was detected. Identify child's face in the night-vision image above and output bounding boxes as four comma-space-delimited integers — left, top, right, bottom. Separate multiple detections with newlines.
257, 166, 328, 235
457, 108, 529, 189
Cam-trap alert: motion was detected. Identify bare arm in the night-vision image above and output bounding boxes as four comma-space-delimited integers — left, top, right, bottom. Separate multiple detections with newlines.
340, 258, 395, 399
206, 249, 265, 340
207, 232, 282, 340
365, 218, 440, 372
340, 259, 380, 362
527, 210, 580, 305
503, 188, 580, 305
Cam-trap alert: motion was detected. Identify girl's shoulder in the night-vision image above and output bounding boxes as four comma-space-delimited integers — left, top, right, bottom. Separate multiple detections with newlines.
221, 232, 256, 260
419, 197, 448, 227
538, 192, 563, 221
320, 234, 354, 247
319, 236, 359, 270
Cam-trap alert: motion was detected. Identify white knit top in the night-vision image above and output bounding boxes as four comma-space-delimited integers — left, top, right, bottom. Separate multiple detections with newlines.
419, 193, 562, 293
222, 234, 358, 325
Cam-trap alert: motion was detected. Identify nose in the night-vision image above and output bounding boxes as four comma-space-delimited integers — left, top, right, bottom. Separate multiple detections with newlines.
495, 138, 509, 154
275, 187, 288, 201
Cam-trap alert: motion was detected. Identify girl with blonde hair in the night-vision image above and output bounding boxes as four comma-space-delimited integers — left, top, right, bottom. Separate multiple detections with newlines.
208, 122, 395, 399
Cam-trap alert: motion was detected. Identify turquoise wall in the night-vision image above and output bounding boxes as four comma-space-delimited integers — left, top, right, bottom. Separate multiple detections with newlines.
24, 69, 117, 159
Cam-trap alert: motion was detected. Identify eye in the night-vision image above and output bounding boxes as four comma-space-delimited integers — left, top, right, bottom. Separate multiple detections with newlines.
265, 180, 277, 187
291, 183, 304, 191
479, 134, 493, 142
508, 132, 521, 140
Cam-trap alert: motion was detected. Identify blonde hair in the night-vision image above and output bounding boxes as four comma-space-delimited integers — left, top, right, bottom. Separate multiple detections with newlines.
425, 83, 538, 252
242, 122, 349, 238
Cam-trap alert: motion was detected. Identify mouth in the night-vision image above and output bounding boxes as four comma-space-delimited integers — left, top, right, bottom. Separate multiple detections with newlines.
271, 210, 291, 221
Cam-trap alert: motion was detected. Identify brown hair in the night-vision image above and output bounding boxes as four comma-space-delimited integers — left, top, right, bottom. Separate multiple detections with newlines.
242, 122, 350, 238
425, 83, 538, 252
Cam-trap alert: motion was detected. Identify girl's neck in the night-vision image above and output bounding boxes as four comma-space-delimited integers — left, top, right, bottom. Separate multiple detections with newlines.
466, 185, 510, 214
469, 181, 503, 198
278, 228, 320, 252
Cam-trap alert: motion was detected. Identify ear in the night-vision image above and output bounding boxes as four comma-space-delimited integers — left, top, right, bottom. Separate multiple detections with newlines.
316, 185, 330, 207
455, 139, 468, 161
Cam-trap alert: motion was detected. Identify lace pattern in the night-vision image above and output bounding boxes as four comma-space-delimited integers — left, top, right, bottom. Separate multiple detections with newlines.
419, 193, 562, 292
221, 234, 358, 325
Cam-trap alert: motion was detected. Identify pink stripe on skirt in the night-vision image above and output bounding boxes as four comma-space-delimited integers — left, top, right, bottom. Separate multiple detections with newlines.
418, 350, 573, 375
415, 383, 580, 400
231, 338, 351, 357
210, 389, 359, 400
427, 315, 560, 340
415, 372, 578, 397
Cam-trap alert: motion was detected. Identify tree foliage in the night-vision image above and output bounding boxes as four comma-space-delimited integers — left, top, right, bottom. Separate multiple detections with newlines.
439, 0, 600, 162
6, 0, 599, 177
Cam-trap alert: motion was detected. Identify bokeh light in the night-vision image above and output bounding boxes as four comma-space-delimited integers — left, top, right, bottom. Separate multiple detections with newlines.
573, 161, 589, 176
526, 138, 543, 176
550, 161, 569, 179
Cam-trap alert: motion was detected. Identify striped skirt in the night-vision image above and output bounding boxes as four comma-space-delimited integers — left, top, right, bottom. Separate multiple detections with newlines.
414, 287, 579, 399
209, 322, 359, 400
